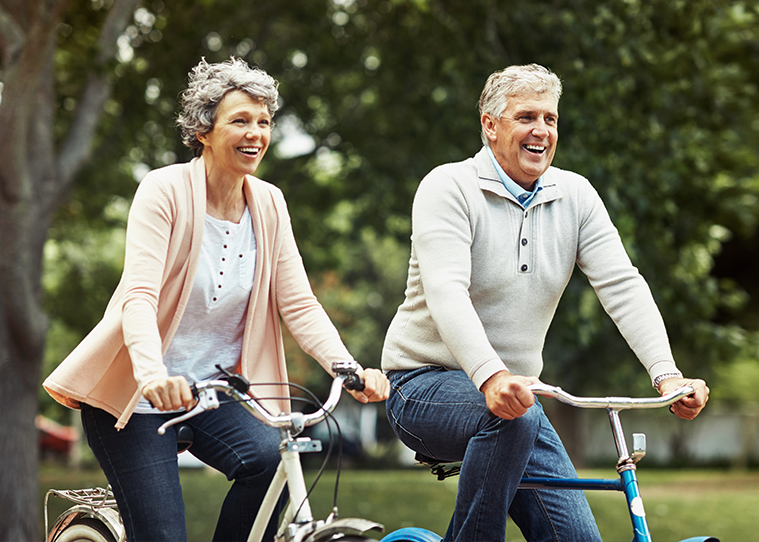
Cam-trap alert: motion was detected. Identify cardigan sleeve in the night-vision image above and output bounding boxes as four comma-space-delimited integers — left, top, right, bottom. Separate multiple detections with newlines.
120, 174, 174, 388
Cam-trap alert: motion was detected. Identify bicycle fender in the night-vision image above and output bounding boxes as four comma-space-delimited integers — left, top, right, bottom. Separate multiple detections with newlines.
304, 517, 384, 542
380, 527, 443, 542
678, 538, 720, 542
47, 505, 124, 542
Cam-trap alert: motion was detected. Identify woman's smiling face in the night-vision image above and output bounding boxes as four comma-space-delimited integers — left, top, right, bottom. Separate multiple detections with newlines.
198, 90, 272, 179
481, 92, 558, 190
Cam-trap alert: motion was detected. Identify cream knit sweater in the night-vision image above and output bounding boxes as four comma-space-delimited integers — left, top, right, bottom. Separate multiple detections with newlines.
382, 147, 680, 389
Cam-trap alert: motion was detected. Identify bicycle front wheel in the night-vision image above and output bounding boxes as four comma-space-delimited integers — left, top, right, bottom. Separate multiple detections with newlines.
50, 518, 117, 542
380, 527, 443, 542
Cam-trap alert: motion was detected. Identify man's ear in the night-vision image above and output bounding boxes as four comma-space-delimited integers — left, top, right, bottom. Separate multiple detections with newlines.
481, 113, 498, 142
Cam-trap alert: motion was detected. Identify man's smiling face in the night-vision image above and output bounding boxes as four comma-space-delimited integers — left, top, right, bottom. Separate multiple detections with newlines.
481, 92, 558, 190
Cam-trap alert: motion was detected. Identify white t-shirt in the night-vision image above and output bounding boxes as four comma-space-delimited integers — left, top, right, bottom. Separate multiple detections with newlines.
134, 207, 256, 414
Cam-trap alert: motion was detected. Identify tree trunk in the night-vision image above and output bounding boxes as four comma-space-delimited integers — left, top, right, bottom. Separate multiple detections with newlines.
0, 327, 45, 541
0, 0, 139, 537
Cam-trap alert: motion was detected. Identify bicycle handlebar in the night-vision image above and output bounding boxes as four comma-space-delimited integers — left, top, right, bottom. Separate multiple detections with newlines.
156, 362, 364, 436
529, 383, 695, 410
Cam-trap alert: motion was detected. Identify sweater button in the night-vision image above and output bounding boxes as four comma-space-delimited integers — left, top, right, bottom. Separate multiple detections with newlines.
521, 264, 528, 272
521, 238, 528, 246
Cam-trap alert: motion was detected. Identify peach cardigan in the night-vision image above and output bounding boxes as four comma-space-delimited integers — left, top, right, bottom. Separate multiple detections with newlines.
44, 157, 355, 429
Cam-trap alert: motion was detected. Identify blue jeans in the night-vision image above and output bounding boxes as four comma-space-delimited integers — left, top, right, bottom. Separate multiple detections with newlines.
386, 367, 602, 542
82, 402, 286, 542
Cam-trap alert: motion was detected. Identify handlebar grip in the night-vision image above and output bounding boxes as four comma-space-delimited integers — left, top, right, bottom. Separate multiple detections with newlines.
343, 373, 365, 392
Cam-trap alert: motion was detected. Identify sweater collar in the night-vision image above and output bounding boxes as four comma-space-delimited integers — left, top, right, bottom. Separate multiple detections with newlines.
474, 147, 562, 206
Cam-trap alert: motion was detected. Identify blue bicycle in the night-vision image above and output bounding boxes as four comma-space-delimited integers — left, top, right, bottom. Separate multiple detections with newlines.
380, 384, 720, 542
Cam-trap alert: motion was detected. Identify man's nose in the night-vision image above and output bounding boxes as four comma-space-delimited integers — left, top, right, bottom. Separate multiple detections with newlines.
532, 118, 549, 137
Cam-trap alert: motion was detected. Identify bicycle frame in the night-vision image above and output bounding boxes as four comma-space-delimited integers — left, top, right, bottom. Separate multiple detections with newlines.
515, 384, 696, 542
46, 362, 383, 542
155, 363, 383, 542
385, 384, 719, 542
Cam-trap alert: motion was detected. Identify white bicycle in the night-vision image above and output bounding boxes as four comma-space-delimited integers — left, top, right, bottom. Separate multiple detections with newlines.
44, 361, 384, 542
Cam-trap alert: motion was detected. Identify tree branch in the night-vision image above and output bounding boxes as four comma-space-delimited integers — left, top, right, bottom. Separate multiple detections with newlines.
57, 0, 142, 186
0, 3, 25, 67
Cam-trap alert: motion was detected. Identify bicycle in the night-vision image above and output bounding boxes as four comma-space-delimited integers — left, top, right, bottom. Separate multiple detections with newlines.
44, 361, 385, 542
379, 383, 720, 542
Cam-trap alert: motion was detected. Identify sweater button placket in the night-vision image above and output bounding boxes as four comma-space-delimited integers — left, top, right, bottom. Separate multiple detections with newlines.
518, 209, 532, 274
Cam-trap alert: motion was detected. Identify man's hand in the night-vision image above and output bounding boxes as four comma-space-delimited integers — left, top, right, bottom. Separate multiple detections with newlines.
142, 376, 196, 411
346, 368, 390, 404
480, 371, 541, 420
657, 377, 710, 420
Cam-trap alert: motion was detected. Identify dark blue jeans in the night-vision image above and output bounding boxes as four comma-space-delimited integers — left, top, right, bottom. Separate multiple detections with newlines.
82, 402, 286, 542
386, 367, 602, 542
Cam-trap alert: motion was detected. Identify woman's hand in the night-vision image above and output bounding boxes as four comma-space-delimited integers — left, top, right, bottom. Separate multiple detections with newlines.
346, 368, 390, 404
142, 376, 196, 411
657, 377, 710, 420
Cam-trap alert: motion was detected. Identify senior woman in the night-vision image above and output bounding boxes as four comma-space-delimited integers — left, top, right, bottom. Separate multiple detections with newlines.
44, 57, 389, 542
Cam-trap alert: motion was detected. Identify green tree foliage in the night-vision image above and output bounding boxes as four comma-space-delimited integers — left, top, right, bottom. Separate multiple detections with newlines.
41, 0, 759, 420
3, 0, 753, 536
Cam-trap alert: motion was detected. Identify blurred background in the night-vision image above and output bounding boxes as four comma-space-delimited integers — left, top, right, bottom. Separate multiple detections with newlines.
2, 0, 758, 539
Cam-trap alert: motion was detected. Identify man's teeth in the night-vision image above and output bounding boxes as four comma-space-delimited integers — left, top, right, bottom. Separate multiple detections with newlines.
524, 145, 545, 153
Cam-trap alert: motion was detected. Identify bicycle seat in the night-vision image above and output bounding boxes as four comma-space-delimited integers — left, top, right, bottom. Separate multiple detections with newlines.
415, 452, 456, 465
176, 424, 194, 453
415, 453, 461, 480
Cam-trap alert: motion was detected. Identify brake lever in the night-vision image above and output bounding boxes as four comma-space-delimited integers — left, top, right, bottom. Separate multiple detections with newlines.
331, 361, 365, 392
157, 387, 221, 435
215, 364, 251, 394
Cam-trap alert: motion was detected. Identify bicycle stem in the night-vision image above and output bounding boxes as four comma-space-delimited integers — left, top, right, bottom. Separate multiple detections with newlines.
608, 409, 633, 468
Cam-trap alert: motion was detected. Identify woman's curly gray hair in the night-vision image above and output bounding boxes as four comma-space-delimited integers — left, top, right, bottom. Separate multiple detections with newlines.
177, 57, 280, 155
478, 64, 562, 145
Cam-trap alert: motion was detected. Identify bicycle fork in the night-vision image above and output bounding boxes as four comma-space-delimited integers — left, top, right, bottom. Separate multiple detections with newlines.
608, 408, 651, 542
248, 427, 322, 542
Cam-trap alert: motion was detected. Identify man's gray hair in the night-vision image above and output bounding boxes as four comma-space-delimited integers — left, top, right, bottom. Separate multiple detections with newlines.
177, 57, 280, 155
478, 64, 562, 145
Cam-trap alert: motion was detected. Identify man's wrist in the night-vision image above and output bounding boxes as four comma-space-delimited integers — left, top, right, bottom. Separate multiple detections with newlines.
653, 372, 683, 390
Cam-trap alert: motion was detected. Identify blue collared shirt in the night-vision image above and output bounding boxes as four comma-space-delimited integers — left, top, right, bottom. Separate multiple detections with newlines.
486, 146, 543, 208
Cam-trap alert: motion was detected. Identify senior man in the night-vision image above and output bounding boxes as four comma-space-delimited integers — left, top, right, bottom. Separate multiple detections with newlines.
381, 64, 709, 541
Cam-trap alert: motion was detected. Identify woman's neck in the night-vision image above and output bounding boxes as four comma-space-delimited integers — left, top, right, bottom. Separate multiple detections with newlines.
205, 170, 247, 223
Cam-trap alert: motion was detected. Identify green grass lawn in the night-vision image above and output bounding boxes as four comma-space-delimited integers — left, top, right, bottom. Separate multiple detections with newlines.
41, 464, 759, 541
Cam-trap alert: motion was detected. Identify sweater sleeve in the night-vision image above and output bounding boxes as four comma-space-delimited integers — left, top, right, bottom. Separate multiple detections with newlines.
575, 182, 680, 384
120, 175, 173, 388
412, 171, 506, 389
